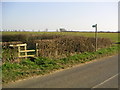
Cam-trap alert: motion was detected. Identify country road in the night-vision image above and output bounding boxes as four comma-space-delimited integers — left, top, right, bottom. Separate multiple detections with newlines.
3, 54, 119, 88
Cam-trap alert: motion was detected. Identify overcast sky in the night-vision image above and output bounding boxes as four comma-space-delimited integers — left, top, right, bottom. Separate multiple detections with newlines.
1, 1, 118, 32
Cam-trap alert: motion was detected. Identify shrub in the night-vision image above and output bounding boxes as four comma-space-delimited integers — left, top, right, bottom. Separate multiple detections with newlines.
2, 34, 112, 62
35, 36, 112, 59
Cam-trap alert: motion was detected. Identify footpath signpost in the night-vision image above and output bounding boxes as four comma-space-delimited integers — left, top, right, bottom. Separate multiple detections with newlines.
92, 24, 97, 51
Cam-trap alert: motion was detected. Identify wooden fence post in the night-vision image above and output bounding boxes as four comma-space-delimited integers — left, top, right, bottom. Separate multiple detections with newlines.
24, 43, 27, 59
36, 43, 38, 57
18, 46, 20, 57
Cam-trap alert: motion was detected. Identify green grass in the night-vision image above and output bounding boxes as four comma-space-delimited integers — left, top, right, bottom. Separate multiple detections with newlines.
2, 44, 120, 84
2, 31, 119, 42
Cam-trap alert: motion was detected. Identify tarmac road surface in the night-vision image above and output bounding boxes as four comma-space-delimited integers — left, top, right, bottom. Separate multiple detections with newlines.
3, 54, 119, 88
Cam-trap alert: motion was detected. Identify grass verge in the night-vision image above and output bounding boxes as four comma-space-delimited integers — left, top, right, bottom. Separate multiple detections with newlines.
2, 44, 120, 84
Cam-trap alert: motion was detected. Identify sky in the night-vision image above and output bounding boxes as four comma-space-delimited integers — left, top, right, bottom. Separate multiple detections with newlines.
1, 1, 118, 32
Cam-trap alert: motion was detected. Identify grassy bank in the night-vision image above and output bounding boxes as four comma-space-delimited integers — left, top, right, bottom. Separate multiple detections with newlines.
2, 44, 120, 84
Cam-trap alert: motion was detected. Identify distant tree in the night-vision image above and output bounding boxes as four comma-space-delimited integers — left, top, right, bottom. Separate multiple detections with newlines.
32, 29, 34, 32
45, 28, 48, 32
59, 28, 67, 32
56, 29, 59, 32
14, 30, 17, 32
38, 29, 40, 32
22, 29, 25, 32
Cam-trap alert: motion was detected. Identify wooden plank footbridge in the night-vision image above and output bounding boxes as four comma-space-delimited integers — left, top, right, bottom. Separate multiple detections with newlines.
9, 43, 38, 58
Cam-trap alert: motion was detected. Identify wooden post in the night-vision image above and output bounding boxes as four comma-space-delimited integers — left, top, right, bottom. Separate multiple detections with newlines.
95, 24, 97, 51
18, 46, 20, 57
36, 43, 38, 57
24, 43, 27, 59
92, 24, 98, 51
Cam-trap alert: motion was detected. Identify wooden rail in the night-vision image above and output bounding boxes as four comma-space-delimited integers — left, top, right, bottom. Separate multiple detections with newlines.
19, 50, 35, 53
18, 53, 35, 58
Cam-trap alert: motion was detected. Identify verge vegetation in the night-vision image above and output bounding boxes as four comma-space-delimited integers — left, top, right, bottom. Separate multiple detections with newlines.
1, 32, 119, 84
2, 44, 120, 84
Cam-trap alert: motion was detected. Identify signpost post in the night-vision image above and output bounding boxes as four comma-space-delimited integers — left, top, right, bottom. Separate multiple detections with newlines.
92, 24, 97, 51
